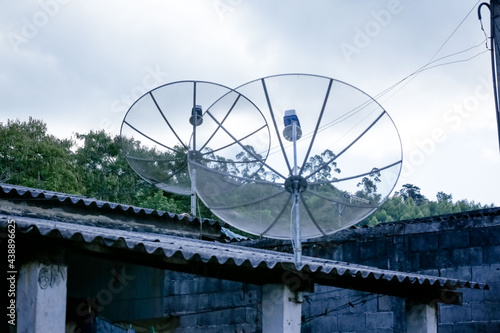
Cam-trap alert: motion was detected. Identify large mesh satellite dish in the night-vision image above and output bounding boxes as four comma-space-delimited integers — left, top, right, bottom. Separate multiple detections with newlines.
190, 74, 403, 263
120, 80, 271, 214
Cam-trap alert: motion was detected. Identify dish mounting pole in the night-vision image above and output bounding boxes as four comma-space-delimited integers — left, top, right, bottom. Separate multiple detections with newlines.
291, 120, 302, 266
190, 82, 200, 217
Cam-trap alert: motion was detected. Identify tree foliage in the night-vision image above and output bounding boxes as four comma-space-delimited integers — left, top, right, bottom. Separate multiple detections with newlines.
0, 118, 80, 193
359, 184, 494, 226
0, 119, 495, 226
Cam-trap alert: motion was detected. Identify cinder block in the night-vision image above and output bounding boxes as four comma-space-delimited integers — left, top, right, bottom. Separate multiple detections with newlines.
484, 282, 500, 302
306, 314, 338, 333
377, 295, 392, 311
470, 302, 500, 321
246, 306, 259, 325
197, 307, 246, 326
365, 312, 394, 329
342, 241, 359, 261
359, 239, 378, 259
461, 288, 484, 303
452, 247, 483, 266
164, 280, 174, 296
409, 252, 420, 271
409, 233, 438, 252
439, 304, 471, 324
304, 297, 328, 317
484, 245, 500, 264
440, 321, 500, 332
439, 230, 469, 249
420, 249, 451, 269
439, 266, 472, 280
388, 243, 407, 271
314, 244, 330, 258
220, 278, 243, 291
472, 264, 500, 283
172, 279, 193, 295
392, 235, 405, 244
178, 312, 199, 329
354, 295, 378, 313
166, 293, 208, 313
329, 244, 343, 261
199, 277, 222, 293
338, 313, 365, 331
437, 323, 455, 333
232, 289, 257, 307
377, 238, 391, 256
327, 296, 353, 315
209, 291, 233, 309
358, 258, 378, 267
470, 227, 500, 246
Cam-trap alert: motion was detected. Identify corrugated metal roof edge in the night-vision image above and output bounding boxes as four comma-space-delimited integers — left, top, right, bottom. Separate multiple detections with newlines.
0, 182, 223, 228
1, 217, 488, 292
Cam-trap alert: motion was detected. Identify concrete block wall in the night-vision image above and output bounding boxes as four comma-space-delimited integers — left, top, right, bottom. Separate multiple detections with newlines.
297, 212, 500, 332
301, 286, 405, 332
157, 211, 500, 332
163, 270, 261, 332
67, 252, 262, 332
64, 210, 496, 332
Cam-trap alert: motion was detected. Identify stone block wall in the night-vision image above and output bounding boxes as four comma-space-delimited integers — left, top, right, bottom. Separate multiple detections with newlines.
296, 210, 500, 332
154, 210, 500, 332
163, 270, 261, 332
62, 209, 500, 332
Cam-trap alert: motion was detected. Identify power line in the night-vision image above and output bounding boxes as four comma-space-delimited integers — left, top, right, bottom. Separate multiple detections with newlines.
263, 2, 489, 161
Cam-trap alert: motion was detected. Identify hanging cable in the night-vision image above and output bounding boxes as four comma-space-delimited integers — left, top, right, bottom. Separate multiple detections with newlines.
261, 2, 490, 160
479, 1, 500, 153
429, 1, 482, 62
478, 2, 491, 49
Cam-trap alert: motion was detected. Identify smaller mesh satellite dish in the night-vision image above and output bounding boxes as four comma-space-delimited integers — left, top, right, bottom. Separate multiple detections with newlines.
189, 74, 403, 264
120, 81, 271, 213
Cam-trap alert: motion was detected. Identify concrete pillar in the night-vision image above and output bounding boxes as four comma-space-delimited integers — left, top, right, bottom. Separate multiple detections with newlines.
406, 300, 437, 333
262, 284, 302, 333
17, 261, 68, 333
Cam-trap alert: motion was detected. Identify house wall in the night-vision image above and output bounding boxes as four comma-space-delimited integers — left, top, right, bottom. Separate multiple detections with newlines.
148, 211, 500, 332
293, 212, 500, 332
67, 252, 262, 332
163, 270, 261, 333
60, 210, 500, 332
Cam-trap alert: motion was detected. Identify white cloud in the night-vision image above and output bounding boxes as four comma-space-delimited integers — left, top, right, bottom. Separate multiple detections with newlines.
0, 0, 498, 205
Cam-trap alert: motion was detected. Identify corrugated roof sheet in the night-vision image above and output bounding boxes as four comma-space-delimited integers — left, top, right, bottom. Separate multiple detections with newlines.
0, 216, 488, 292
0, 182, 221, 227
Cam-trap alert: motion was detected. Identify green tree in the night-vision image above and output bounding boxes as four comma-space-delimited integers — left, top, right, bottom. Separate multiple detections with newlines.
0, 118, 82, 193
399, 184, 427, 205
74, 130, 139, 203
358, 185, 494, 226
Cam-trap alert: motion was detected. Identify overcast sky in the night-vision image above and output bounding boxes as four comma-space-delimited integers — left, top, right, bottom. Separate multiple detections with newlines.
1, 0, 499, 206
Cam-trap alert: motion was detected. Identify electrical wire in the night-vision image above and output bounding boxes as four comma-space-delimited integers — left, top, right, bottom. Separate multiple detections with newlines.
302, 294, 378, 323
262, 1, 490, 162
262, 43, 489, 161
428, 0, 482, 63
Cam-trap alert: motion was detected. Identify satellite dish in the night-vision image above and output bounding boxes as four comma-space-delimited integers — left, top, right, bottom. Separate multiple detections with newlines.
190, 74, 403, 264
120, 80, 271, 214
